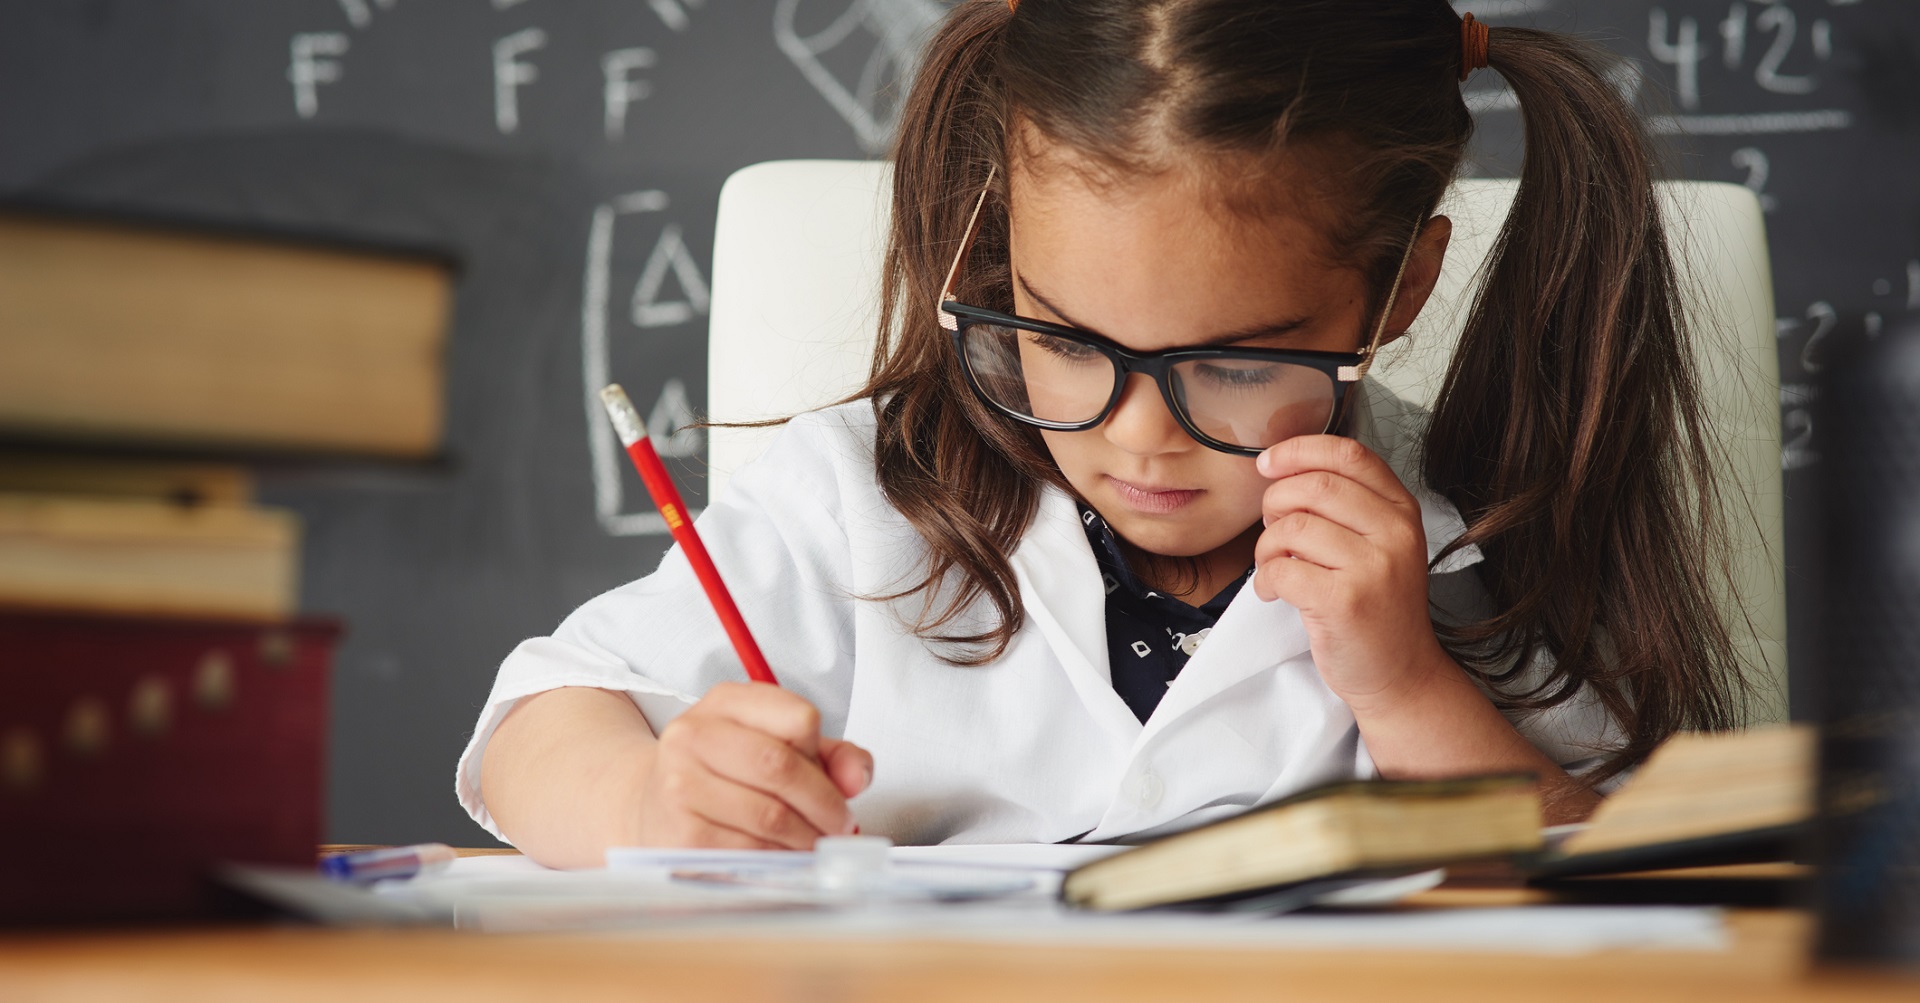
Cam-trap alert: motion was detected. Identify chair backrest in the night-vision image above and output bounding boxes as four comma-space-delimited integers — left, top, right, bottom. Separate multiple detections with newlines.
706, 159, 1786, 723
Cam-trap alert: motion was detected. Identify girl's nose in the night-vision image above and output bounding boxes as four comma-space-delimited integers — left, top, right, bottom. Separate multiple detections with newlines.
1100, 372, 1189, 456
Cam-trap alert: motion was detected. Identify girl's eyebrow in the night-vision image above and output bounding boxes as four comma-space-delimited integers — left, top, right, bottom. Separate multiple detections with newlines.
1015, 271, 1311, 347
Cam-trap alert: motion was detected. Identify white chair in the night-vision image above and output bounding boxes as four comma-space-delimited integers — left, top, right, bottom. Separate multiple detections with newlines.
706, 159, 1786, 723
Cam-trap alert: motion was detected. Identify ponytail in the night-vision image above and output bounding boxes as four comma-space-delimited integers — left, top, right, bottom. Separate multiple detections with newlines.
1422, 27, 1750, 784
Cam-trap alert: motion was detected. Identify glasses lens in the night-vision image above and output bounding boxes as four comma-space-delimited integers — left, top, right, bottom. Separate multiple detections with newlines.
962, 324, 1117, 424
1169, 357, 1337, 450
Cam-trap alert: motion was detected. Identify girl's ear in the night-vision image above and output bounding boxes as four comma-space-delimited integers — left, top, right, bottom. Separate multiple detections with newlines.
1379, 215, 1453, 348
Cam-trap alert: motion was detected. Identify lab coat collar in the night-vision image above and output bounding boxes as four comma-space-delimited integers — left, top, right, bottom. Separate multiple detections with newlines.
1010, 484, 1302, 752
1008, 485, 1143, 746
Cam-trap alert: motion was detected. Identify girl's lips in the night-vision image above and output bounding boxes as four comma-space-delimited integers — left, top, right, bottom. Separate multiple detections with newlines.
1105, 475, 1203, 514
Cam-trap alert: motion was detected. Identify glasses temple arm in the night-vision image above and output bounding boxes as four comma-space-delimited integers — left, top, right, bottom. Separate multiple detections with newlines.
1339, 218, 1425, 383
937, 167, 998, 332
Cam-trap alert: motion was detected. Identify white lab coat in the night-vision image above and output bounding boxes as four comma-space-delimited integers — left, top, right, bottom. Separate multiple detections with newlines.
456, 383, 1623, 846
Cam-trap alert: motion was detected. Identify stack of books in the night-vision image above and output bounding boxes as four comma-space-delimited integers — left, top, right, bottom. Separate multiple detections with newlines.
0, 209, 452, 921
0, 209, 452, 619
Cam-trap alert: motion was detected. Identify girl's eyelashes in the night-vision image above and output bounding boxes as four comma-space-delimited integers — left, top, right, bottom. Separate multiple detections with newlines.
1191, 362, 1281, 389
1027, 331, 1103, 360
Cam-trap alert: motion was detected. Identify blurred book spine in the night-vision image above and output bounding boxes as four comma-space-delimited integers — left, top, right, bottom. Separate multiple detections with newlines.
0, 491, 297, 619
1814, 317, 1920, 968
0, 211, 450, 457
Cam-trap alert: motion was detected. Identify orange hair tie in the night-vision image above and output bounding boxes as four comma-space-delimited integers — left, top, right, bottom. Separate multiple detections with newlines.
1007, 0, 1019, 11
1459, 12, 1490, 81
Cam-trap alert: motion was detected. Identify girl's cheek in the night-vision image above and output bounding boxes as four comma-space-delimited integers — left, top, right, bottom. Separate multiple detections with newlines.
1202, 458, 1271, 523
1036, 428, 1100, 491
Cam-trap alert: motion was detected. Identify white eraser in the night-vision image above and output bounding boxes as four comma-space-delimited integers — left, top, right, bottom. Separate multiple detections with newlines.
814, 834, 892, 890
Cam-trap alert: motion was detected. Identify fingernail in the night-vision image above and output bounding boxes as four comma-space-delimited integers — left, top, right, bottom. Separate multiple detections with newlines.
841, 815, 858, 835
861, 762, 874, 791
1256, 449, 1276, 476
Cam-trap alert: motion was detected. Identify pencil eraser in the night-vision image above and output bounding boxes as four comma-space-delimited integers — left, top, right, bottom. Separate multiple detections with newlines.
598, 385, 646, 446
815, 834, 891, 890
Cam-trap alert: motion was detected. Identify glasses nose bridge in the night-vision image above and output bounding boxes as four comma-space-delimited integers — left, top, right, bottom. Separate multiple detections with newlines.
1099, 349, 1188, 425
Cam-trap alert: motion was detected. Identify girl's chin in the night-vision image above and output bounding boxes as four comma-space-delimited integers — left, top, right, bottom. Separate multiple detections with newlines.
1099, 511, 1249, 561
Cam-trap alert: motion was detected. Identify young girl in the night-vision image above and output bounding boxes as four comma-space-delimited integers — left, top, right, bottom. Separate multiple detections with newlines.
462, 0, 1748, 868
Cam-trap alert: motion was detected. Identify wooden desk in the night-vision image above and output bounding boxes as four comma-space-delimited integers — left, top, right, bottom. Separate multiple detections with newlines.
3, 854, 1914, 1003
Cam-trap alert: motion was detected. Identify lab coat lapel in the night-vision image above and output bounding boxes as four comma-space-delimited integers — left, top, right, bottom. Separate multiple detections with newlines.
1009, 486, 1142, 744
1138, 575, 1316, 744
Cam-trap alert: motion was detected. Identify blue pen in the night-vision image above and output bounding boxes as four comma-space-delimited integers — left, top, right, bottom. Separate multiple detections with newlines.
320, 842, 458, 883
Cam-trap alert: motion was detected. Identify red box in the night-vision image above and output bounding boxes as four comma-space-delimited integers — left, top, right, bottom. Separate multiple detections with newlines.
0, 609, 339, 924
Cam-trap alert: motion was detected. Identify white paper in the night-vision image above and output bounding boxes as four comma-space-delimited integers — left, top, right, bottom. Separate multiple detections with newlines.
604, 842, 1128, 875
886, 843, 1131, 871
246, 851, 1731, 954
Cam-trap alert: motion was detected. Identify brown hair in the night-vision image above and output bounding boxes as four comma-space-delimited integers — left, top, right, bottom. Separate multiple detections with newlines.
839, 0, 1747, 783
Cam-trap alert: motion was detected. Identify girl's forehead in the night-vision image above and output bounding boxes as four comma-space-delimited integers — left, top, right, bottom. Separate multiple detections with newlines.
1005, 150, 1364, 351
1006, 120, 1353, 232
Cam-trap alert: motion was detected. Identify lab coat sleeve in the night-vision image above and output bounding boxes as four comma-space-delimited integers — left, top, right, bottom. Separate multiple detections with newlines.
455, 407, 866, 841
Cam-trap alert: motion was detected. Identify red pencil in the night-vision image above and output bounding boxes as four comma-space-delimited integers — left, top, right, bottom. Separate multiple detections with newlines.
599, 384, 780, 687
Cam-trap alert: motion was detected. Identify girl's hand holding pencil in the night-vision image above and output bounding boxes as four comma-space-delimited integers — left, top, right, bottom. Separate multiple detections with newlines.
636, 682, 872, 850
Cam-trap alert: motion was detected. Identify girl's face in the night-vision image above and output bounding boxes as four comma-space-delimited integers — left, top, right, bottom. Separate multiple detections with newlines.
1006, 146, 1448, 563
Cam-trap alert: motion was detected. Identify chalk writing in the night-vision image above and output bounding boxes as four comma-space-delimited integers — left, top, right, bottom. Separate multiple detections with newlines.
774, 0, 943, 152
494, 27, 546, 135
631, 224, 710, 328
648, 379, 703, 458
583, 190, 710, 537
1731, 146, 1778, 211
650, 0, 705, 32
603, 47, 656, 140
1646, 2, 1839, 134
1748, 2, 1820, 95
338, 0, 398, 30
1647, 108, 1851, 135
1650, 8, 1705, 109
288, 33, 349, 119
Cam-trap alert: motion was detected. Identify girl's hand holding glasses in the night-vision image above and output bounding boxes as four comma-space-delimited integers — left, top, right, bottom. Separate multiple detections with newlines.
1252, 435, 1453, 716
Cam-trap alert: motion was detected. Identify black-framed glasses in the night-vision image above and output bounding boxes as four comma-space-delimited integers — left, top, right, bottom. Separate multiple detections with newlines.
943, 302, 1361, 456
935, 167, 1420, 456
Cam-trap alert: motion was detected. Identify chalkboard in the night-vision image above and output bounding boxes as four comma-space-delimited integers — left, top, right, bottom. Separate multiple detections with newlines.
1, 0, 1912, 844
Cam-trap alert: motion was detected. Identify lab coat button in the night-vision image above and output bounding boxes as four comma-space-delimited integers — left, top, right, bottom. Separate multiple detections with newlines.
1134, 769, 1164, 809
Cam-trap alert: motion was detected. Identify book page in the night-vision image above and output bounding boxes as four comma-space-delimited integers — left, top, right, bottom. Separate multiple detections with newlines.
1560, 725, 1814, 857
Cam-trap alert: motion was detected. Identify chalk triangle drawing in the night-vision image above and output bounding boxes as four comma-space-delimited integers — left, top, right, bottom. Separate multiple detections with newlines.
648, 378, 704, 459
630, 223, 710, 329
773, 0, 943, 153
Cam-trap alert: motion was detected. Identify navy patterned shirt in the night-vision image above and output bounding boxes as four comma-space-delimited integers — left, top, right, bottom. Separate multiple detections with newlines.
1078, 507, 1255, 723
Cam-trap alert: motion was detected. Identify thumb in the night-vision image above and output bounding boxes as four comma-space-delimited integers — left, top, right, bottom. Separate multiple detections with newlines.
817, 738, 874, 799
